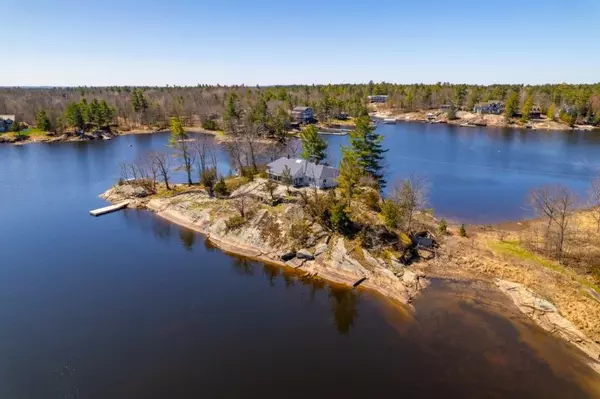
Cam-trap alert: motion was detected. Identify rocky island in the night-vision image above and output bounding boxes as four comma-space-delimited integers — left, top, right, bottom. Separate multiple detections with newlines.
100, 175, 600, 374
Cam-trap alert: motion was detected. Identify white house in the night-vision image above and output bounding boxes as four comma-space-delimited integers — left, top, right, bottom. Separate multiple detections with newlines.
266, 157, 339, 189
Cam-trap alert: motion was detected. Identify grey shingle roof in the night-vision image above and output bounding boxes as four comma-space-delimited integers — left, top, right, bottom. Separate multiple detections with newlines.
267, 157, 338, 180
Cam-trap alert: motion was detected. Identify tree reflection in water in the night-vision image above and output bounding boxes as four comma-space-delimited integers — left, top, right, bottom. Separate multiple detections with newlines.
231, 257, 255, 276
178, 228, 196, 251
329, 286, 359, 335
262, 264, 280, 287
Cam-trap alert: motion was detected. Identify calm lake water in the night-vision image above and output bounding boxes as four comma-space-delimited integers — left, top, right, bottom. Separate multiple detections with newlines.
1, 127, 600, 398
322, 123, 600, 223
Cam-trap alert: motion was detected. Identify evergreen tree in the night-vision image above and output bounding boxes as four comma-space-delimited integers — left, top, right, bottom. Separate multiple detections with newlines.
99, 100, 115, 128
547, 103, 557, 121
63, 102, 85, 131
521, 95, 533, 122
337, 147, 363, 204
348, 116, 387, 188
504, 91, 519, 119
10, 119, 21, 132
300, 125, 327, 164
88, 99, 102, 129
223, 92, 241, 134
170, 117, 194, 185
36, 109, 51, 131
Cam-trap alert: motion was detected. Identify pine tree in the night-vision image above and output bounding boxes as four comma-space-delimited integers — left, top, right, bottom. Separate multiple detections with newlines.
63, 102, 85, 131
337, 147, 363, 204
89, 99, 101, 129
99, 100, 114, 128
521, 95, 533, 122
348, 116, 387, 188
36, 109, 51, 131
300, 125, 327, 164
10, 119, 21, 132
170, 117, 194, 186
547, 103, 557, 121
223, 92, 241, 134
504, 91, 519, 119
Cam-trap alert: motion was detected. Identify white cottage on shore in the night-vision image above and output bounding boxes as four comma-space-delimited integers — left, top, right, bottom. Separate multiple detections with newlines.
266, 157, 339, 189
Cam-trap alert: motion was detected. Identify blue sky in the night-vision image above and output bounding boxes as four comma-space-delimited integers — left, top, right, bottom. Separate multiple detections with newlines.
3, 0, 599, 86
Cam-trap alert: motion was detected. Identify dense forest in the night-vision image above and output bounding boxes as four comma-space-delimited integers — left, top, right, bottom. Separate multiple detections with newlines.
1, 82, 599, 132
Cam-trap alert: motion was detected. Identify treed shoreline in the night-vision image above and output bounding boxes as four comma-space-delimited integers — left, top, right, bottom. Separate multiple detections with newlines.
2, 82, 599, 144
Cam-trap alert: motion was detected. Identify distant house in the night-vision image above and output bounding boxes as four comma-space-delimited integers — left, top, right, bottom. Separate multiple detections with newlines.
335, 111, 349, 120
267, 157, 339, 189
473, 100, 504, 115
0, 115, 15, 133
291, 106, 314, 123
367, 95, 389, 104
439, 104, 452, 111
529, 105, 542, 119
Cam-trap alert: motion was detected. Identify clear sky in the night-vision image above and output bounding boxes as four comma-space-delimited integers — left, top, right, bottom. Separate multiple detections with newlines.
3, 0, 599, 86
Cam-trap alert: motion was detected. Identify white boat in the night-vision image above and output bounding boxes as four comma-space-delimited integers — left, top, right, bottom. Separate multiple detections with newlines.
383, 118, 397, 124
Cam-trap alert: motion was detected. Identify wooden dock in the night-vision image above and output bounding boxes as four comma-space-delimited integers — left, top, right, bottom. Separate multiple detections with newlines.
89, 201, 129, 217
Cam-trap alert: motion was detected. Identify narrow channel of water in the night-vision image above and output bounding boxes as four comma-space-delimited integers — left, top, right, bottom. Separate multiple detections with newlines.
1, 130, 599, 398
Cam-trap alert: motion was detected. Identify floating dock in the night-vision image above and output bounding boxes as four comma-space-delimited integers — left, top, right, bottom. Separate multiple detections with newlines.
89, 201, 129, 217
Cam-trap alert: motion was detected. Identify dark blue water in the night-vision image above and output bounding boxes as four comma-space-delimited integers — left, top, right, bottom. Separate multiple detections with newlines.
1, 132, 600, 398
323, 123, 600, 222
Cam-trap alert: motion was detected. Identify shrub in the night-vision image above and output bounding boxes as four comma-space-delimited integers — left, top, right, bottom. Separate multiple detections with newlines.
381, 199, 401, 229
330, 203, 351, 234
362, 189, 381, 212
438, 218, 448, 234
225, 215, 246, 231
289, 219, 311, 249
201, 119, 219, 131
214, 177, 229, 197
459, 224, 467, 237
200, 168, 217, 195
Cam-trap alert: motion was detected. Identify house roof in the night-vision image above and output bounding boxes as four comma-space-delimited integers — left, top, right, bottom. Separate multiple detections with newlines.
267, 157, 338, 180
0, 115, 15, 121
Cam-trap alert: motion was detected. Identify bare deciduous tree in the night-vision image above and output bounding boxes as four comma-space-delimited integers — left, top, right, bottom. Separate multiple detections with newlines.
528, 185, 577, 261
148, 151, 172, 190
392, 175, 429, 231
528, 186, 558, 239
263, 179, 278, 204
233, 193, 248, 218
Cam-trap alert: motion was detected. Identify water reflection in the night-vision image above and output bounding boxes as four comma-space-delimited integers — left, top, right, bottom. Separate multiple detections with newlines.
329, 286, 359, 335
178, 229, 196, 251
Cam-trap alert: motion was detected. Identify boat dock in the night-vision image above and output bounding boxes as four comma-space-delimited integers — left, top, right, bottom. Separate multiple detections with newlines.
89, 201, 130, 216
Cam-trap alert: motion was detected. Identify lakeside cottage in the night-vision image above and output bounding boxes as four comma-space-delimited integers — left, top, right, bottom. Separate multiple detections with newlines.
0, 115, 15, 133
290, 106, 314, 123
367, 95, 388, 103
266, 157, 339, 189
529, 105, 542, 119
473, 100, 504, 115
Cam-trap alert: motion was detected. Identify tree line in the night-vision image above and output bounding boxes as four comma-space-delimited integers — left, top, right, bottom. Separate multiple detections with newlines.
2, 82, 599, 133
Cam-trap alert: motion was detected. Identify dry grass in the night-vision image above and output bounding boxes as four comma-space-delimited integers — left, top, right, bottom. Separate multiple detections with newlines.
420, 223, 600, 345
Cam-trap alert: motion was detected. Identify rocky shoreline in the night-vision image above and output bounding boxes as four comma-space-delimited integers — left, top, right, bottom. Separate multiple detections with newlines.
99, 181, 600, 374
101, 184, 429, 305
372, 109, 598, 131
